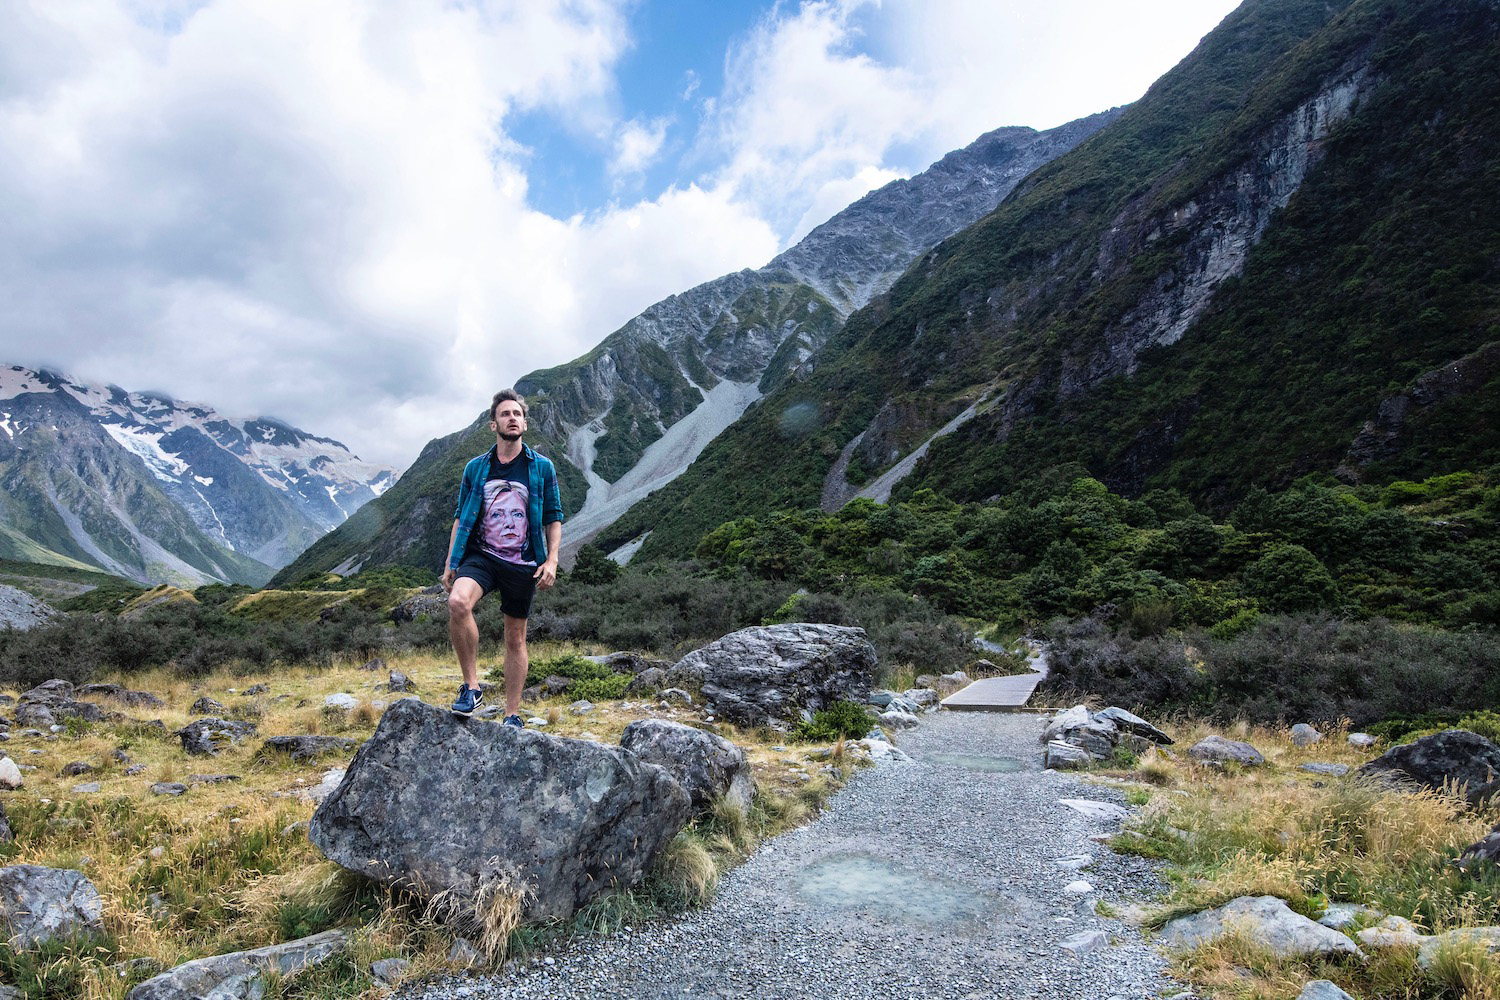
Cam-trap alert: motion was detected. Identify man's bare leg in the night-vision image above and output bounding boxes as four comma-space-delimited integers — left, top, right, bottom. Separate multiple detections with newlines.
503, 614, 529, 717
447, 579, 484, 690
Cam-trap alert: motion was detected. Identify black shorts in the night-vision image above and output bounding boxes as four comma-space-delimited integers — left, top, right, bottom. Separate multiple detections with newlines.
455, 552, 538, 619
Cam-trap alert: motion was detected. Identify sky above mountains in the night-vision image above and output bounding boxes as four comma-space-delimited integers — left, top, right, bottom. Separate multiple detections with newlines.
0, 0, 1238, 469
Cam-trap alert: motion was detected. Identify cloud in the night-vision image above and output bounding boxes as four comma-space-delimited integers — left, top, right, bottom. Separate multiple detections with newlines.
0, 0, 1242, 471
608, 115, 671, 179
0, 0, 778, 466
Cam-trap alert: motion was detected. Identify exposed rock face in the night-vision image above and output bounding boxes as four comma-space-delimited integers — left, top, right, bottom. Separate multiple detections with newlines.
175, 718, 258, 756
1159, 896, 1364, 960
0, 864, 103, 947
0, 584, 55, 630
126, 930, 348, 1000
1356, 729, 1500, 798
1459, 823, 1500, 869
672, 624, 878, 728
1290, 724, 1323, 747
309, 698, 692, 921
1188, 735, 1266, 766
16, 679, 123, 728
77, 684, 164, 708
619, 719, 755, 814
390, 588, 447, 624
1039, 704, 1172, 763
260, 735, 359, 762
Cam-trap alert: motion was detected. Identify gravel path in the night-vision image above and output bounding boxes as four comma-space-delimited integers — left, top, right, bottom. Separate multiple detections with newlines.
397, 713, 1184, 1000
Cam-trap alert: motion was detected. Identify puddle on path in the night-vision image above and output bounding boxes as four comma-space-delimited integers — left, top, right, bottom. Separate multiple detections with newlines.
923, 753, 1026, 773
795, 854, 990, 923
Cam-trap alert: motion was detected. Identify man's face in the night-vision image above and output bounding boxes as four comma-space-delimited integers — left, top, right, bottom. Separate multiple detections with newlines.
492, 401, 526, 441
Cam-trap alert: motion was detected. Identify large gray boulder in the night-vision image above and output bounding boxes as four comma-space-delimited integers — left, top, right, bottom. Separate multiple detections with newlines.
670, 624, 877, 728
15, 679, 123, 727
126, 930, 347, 1000
620, 719, 755, 814
0, 864, 103, 947
1159, 896, 1364, 960
1188, 735, 1265, 766
309, 698, 691, 921
1356, 729, 1500, 799
1094, 707, 1174, 745
1459, 822, 1500, 869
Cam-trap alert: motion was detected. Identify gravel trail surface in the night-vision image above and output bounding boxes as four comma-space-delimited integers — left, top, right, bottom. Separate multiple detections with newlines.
397, 712, 1183, 1000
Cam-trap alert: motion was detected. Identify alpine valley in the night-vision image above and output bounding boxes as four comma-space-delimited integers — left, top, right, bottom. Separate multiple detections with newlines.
281, 0, 1500, 584
0, 365, 397, 586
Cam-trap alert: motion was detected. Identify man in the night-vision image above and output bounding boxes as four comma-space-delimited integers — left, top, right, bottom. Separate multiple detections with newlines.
442, 388, 564, 724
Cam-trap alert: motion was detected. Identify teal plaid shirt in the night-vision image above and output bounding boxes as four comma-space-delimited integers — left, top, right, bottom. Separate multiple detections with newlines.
449, 443, 564, 569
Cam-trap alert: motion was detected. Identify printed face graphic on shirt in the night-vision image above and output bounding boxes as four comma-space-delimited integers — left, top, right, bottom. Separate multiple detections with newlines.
479, 479, 531, 564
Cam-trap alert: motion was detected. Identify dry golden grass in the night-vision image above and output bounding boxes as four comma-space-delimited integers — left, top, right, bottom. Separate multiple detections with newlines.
0, 639, 860, 997
1115, 717, 1500, 1000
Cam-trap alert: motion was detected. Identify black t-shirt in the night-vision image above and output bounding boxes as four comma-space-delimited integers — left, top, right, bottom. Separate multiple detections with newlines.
468, 448, 534, 565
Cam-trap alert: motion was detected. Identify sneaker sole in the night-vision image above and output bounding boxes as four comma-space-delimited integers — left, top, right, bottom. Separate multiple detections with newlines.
451, 703, 483, 717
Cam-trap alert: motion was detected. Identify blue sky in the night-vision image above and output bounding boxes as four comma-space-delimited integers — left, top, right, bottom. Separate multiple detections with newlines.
0, 0, 1241, 467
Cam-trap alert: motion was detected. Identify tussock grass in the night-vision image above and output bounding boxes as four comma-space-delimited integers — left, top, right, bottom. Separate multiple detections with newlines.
1113, 717, 1500, 1000
0, 639, 860, 998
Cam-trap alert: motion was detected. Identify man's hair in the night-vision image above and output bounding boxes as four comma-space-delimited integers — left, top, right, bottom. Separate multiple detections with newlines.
490, 388, 527, 421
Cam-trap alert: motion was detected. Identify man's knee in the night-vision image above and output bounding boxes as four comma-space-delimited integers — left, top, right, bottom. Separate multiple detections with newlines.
448, 590, 478, 619
503, 616, 527, 650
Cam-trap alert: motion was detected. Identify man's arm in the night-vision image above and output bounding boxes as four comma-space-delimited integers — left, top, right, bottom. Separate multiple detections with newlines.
441, 518, 460, 592
534, 520, 562, 589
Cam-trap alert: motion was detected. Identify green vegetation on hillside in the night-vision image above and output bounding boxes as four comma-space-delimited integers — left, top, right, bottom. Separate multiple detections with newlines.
598, 0, 1500, 562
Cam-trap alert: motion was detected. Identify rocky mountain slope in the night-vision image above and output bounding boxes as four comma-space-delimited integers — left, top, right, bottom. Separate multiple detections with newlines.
272, 111, 1120, 584
593, 0, 1500, 562
0, 366, 397, 585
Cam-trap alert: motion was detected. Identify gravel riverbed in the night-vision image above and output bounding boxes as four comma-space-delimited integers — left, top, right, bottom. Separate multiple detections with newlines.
396, 712, 1185, 1000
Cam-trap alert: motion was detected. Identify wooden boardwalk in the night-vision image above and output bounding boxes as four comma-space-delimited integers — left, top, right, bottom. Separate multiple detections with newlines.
940, 645, 1049, 712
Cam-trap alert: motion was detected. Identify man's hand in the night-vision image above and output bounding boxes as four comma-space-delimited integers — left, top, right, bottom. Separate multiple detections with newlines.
534, 559, 558, 590
441, 567, 456, 593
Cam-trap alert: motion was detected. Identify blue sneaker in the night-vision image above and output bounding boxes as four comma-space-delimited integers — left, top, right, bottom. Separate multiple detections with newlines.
451, 685, 483, 716
503, 714, 524, 729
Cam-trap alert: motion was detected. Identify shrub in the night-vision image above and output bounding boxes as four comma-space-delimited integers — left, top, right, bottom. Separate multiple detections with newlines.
1240, 545, 1340, 613
793, 701, 876, 742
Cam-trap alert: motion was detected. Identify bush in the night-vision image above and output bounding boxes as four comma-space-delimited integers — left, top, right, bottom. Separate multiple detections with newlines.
793, 701, 876, 742
1240, 544, 1340, 613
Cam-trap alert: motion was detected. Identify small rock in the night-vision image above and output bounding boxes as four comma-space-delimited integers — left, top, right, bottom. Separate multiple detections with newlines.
190, 696, 225, 715
1357, 915, 1427, 949
0, 758, 22, 790
359, 658, 385, 671
448, 937, 484, 969
1290, 724, 1323, 747
1297, 981, 1355, 1000
149, 783, 187, 796
243, 683, 269, 696
1058, 799, 1128, 822
1161, 896, 1364, 959
878, 710, 919, 730
1045, 741, 1092, 770
1317, 902, 1383, 930
60, 761, 92, 777
1063, 880, 1094, 894
323, 693, 358, 711
1059, 929, 1110, 954
569, 700, 595, 715
660, 688, 693, 706
71, 782, 100, 794
1347, 732, 1377, 748
1416, 927, 1500, 969
388, 671, 415, 693
1052, 855, 1093, 870
1300, 762, 1349, 777
124, 764, 146, 776
370, 957, 410, 984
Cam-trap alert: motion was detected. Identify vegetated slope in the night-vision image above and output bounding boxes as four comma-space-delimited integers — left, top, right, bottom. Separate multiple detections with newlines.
277, 112, 1121, 582
598, 0, 1500, 562
0, 366, 398, 584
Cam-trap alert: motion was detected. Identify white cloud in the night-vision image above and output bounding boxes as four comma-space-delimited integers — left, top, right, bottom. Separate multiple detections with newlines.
609, 115, 671, 179
0, 0, 778, 466
0, 0, 1244, 472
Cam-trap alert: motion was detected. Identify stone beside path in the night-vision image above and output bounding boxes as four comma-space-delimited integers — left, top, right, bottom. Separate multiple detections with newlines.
396, 712, 1180, 1000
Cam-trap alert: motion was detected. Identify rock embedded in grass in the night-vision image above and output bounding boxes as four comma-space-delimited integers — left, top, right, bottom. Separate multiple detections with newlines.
0, 864, 103, 948
190, 696, 225, 715
1290, 723, 1322, 746
1186, 735, 1265, 766
175, 718, 258, 755
1297, 981, 1355, 1000
126, 929, 348, 1000
260, 734, 359, 762
1356, 729, 1500, 800
1160, 895, 1365, 960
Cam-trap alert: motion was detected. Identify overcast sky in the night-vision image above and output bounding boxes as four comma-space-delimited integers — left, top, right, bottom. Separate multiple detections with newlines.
0, 0, 1240, 470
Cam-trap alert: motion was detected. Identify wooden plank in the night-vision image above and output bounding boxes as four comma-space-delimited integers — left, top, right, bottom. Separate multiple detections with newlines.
940, 673, 1045, 713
